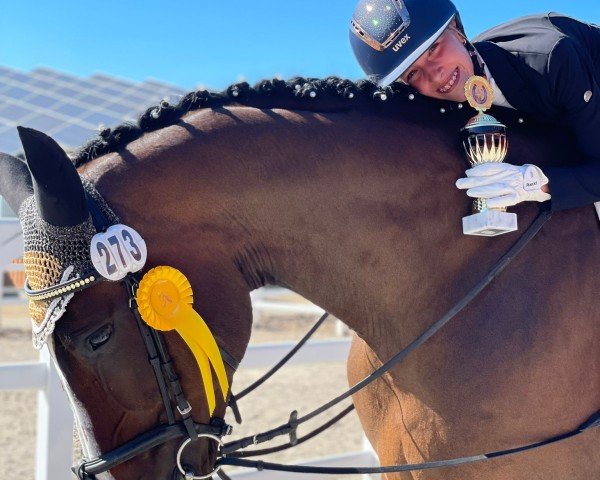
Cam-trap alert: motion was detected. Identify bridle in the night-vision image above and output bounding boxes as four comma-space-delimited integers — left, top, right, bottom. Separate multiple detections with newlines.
216, 205, 600, 476
25, 192, 238, 480
71, 273, 237, 480
24, 190, 600, 479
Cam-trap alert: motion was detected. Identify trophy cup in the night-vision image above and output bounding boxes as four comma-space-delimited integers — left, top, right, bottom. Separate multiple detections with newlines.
460, 76, 517, 236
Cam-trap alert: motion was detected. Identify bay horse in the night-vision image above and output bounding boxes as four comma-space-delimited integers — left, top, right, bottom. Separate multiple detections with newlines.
0, 77, 598, 480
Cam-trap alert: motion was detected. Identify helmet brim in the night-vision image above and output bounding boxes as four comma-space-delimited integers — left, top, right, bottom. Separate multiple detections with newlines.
376, 16, 454, 87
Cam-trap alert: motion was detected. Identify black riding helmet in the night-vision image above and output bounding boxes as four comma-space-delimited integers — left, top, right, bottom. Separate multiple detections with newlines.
350, 0, 465, 87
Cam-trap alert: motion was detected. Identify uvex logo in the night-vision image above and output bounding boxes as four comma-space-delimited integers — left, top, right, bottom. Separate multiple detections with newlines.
392, 34, 411, 52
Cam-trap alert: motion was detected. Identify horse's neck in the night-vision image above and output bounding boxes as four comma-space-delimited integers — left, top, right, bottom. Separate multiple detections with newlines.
83, 107, 558, 360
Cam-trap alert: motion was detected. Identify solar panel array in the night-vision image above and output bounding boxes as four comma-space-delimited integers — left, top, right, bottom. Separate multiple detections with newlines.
0, 65, 189, 155
0, 65, 190, 218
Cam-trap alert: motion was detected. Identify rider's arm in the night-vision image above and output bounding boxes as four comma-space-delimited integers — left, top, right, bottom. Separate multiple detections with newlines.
542, 36, 600, 211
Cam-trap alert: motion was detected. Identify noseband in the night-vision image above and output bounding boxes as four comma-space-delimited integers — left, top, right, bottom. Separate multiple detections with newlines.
25, 189, 600, 479
71, 274, 237, 480
24, 191, 237, 480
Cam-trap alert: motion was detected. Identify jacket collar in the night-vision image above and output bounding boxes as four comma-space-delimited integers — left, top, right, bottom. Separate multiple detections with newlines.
473, 41, 534, 114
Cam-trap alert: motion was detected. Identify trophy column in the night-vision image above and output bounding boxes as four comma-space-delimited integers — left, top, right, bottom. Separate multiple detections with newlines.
460, 76, 517, 236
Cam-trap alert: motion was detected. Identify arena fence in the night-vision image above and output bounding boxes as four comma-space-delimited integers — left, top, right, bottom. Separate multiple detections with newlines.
0, 293, 378, 480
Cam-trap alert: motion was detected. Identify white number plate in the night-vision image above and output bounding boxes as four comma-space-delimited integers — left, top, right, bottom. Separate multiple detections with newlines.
90, 224, 148, 281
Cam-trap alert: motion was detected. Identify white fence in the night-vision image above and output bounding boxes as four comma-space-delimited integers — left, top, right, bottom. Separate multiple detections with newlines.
0, 347, 75, 480
0, 296, 377, 479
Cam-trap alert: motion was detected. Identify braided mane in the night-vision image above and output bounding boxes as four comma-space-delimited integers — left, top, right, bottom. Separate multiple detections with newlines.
72, 76, 437, 167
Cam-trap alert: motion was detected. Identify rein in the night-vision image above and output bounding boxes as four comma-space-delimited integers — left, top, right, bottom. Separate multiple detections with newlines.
220, 406, 600, 475
23, 192, 237, 480
73, 273, 235, 480
217, 206, 598, 475
25, 191, 600, 478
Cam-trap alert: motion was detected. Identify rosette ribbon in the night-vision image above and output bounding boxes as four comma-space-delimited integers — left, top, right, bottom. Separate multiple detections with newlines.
136, 266, 229, 415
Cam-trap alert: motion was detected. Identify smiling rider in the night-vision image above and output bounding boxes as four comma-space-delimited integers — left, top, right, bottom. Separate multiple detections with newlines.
349, 0, 600, 214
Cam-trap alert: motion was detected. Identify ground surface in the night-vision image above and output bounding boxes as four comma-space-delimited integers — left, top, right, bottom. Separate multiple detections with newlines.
0, 295, 376, 480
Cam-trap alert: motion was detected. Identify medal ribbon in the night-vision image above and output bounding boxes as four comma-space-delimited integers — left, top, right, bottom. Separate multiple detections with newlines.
136, 266, 229, 415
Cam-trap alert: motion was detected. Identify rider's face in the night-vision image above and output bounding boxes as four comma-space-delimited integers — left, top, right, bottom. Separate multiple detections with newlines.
399, 27, 474, 102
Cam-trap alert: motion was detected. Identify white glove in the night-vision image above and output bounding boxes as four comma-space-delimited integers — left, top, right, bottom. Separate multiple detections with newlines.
455, 163, 551, 208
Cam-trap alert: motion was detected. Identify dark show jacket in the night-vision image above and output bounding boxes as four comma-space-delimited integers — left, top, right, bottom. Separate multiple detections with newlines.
473, 13, 600, 211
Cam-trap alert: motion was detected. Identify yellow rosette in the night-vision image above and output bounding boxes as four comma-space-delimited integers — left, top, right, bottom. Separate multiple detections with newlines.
136, 266, 229, 415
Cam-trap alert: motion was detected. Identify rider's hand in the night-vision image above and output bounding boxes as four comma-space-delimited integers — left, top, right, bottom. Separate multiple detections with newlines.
455, 163, 551, 208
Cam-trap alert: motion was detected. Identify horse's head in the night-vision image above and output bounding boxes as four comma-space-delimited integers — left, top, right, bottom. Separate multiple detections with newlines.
1, 128, 233, 480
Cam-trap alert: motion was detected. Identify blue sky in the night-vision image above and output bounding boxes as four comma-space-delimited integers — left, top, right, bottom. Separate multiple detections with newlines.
1, 0, 599, 91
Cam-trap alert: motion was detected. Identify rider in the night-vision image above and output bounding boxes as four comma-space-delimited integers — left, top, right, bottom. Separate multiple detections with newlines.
349, 0, 600, 214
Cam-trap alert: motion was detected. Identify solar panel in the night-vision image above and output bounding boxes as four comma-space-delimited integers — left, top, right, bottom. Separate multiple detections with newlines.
68, 78, 100, 92
9, 72, 33, 84
142, 79, 187, 93
3, 86, 34, 100
1, 196, 17, 218
0, 77, 11, 90
54, 85, 83, 98
0, 129, 22, 154
28, 79, 60, 91
0, 65, 193, 216
0, 65, 188, 152
97, 85, 128, 98
31, 67, 74, 81
22, 113, 64, 133
81, 111, 123, 129
122, 91, 154, 104
30, 67, 54, 76
0, 103, 35, 121
54, 103, 88, 117
90, 73, 136, 90
138, 86, 187, 100
102, 102, 139, 116
52, 123, 97, 149
76, 92, 113, 106
0, 66, 13, 77
27, 94, 60, 108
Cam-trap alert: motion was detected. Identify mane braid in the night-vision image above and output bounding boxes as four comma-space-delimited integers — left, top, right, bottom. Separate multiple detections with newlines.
71, 77, 440, 167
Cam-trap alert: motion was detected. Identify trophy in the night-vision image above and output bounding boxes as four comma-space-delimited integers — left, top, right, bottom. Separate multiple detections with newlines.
460, 76, 517, 236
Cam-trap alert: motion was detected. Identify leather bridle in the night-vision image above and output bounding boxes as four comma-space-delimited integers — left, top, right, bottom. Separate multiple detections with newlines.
216, 206, 599, 476
71, 273, 237, 480
24, 191, 600, 479
24, 192, 238, 480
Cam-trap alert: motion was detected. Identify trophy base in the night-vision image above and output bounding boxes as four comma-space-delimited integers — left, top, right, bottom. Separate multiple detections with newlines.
462, 210, 518, 237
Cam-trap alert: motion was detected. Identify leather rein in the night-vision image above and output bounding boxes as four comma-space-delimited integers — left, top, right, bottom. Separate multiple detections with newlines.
26, 194, 600, 479
218, 206, 600, 476
26, 193, 238, 480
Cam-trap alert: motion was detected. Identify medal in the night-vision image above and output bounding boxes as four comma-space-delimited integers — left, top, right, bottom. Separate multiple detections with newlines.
464, 75, 494, 112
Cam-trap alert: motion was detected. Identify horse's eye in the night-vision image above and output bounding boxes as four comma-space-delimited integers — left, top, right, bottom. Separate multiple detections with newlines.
87, 324, 113, 350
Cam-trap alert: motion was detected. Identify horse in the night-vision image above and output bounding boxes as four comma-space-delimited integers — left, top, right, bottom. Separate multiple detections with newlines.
0, 77, 598, 480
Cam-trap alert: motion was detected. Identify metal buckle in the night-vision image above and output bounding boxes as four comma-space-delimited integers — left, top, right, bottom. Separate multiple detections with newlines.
177, 401, 193, 416
176, 434, 224, 480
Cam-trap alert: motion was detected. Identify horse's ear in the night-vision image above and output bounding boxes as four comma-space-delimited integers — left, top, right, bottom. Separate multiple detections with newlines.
17, 126, 88, 227
0, 152, 33, 214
